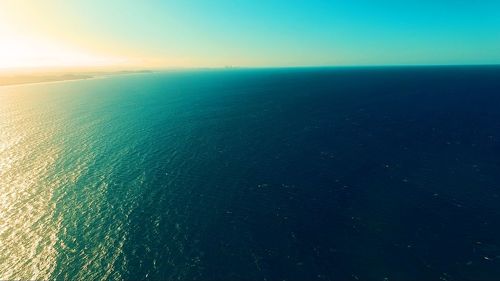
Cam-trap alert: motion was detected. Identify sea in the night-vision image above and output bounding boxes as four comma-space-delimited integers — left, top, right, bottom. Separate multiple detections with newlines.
1, 66, 500, 280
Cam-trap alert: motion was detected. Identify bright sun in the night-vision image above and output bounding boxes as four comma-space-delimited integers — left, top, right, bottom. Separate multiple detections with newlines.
0, 24, 125, 70
0, 37, 126, 70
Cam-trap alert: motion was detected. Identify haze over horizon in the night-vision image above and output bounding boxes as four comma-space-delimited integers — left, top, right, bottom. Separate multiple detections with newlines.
1, 0, 500, 72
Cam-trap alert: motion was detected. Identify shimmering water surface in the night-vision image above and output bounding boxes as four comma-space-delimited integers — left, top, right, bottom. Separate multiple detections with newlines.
1, 67, 500, 280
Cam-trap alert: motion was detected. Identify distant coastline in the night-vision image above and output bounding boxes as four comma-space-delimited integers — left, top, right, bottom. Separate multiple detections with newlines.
0, 70, 153, 87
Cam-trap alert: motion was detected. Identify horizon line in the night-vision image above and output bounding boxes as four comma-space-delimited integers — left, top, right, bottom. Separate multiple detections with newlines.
1, 62, 500, 75
2, 63, 499, 88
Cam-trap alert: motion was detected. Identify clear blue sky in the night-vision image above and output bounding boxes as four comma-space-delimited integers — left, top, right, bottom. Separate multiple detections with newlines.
2, 0, 500, 68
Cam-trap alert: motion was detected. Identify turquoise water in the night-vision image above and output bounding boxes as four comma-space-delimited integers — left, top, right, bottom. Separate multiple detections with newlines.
1, 68, 500, 280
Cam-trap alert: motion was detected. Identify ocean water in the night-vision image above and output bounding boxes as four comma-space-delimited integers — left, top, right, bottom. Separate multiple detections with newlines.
1, 67, 500, 280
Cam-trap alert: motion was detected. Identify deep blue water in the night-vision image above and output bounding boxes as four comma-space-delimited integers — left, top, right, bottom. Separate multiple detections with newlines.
1, 66, 500, 280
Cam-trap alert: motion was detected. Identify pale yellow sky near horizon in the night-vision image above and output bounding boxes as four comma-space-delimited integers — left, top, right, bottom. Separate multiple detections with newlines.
0, 1, 227, 73
0, 1, 156, 72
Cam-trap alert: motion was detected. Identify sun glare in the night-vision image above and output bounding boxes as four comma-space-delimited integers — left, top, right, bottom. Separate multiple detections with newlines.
0, 23, 126, 71
0, 37, 127, 70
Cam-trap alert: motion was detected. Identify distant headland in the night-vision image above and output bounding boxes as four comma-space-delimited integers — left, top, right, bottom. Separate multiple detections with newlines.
0, 70, 153, 87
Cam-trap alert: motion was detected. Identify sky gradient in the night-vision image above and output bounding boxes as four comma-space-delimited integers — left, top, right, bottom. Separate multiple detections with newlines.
1, 0, 499, 70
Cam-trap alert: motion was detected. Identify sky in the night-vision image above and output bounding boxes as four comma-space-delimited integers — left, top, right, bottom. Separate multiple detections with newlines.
1, 0, 499, 70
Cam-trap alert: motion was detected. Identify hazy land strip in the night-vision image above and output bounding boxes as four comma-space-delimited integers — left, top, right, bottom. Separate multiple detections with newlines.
0, 70, 152, 87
